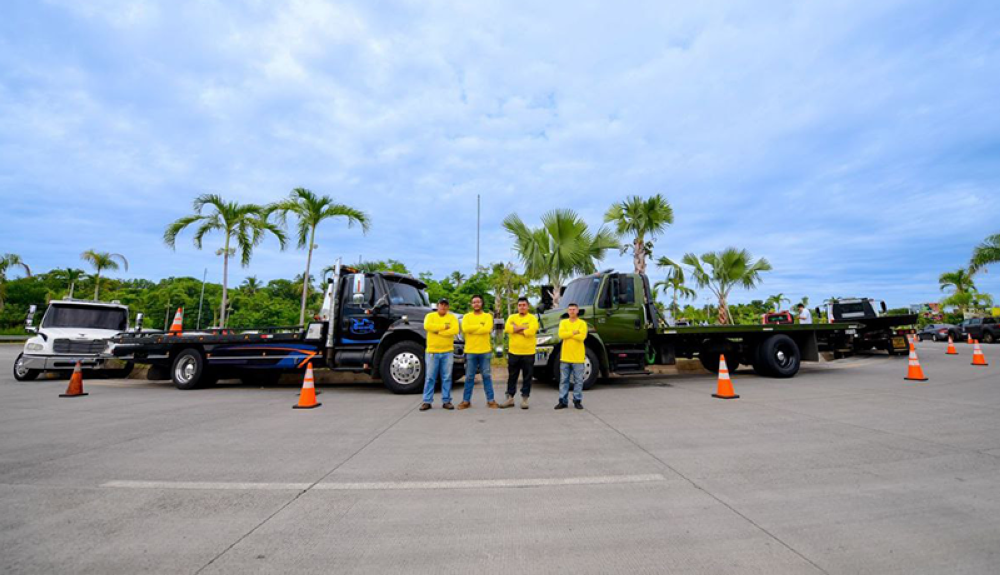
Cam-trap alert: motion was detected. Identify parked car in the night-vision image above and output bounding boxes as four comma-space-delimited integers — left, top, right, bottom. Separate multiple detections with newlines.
964, 316, 999, 344
918, 323, 955, 342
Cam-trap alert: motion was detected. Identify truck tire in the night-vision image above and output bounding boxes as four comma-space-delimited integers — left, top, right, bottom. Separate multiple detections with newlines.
380, 341, 426, 394
12, 353, 40, 381
581, 346, 599, 390
698, 346, 739, 374
171, 348, 209, 390
757, 335, 800, 378
984, 331, 995, 344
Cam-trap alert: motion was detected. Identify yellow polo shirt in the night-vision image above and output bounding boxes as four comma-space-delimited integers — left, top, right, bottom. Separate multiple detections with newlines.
424, 312, 459, 353
558, 318, 588, 363
461, 311, 493, 355
504, 313, 539, 356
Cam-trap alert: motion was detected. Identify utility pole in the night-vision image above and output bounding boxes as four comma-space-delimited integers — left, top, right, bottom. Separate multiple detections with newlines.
196, 268, 207, 329
476, 194, 481, 271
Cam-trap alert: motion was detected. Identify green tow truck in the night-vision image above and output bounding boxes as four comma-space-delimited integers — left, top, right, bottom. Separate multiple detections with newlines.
532, 270, 860, 389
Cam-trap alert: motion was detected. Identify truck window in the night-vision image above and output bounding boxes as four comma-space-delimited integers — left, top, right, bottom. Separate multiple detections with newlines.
385, 279, 430, 307
620, 275, 636, 304
42, 305, 128, 331
558, 276, 602, 310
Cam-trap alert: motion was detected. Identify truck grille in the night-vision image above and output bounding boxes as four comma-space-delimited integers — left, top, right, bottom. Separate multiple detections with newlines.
53, 339, 107, 355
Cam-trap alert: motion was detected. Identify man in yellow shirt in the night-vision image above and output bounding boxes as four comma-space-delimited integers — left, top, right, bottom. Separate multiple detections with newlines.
502, 297, 539, 409
555, 303, 589, 409
459, 295, 498, 409
421, 298, 459, 411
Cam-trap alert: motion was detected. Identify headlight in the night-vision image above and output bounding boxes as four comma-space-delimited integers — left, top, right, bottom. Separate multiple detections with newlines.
26, 343, 44, 351
536, 335, 554, 346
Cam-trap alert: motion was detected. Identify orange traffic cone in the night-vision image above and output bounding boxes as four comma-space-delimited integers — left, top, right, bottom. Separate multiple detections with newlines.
904, 343, 928, 381
971, 341, 989, 366
60, 361, 89, 397
946, 336, 958, 355
168, 308, 184, 334
967, 333, 973, 345
712, 354, 739, 399
293, 362, 321, 409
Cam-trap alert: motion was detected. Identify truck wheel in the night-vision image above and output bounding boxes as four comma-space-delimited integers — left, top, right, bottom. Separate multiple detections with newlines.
12, 353, 40, 381
757, 335, 800, 378
171, 349, 209, 390
380, 341, 425, 394
984, 332, 995, 344
699, 347, 739, 374
581, 347, 599, 390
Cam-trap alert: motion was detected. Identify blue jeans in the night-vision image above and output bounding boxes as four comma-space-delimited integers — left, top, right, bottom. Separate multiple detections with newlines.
423, 352, 453, 404
463, 353, 495, 402
559, 362, 585, 404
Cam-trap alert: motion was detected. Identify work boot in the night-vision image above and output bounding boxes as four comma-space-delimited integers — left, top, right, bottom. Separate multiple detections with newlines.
419, 403, 432, 411
499, 394, 515, 408
487, 400, 499, 409
521, 396, 529, 410
574, 400, 583, 410
442, 402, 455, 410
554, 402, 568, 410
457, 401, 471, 410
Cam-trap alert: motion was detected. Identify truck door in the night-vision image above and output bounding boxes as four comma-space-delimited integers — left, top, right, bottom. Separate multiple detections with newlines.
594, 273, 646, 348
339, 274, 380, 346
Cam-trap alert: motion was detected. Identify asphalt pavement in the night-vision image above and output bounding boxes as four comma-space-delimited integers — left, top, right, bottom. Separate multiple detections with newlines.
1, 342, 999, 574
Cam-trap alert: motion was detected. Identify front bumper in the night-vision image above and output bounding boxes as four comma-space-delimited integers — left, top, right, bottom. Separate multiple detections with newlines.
20, 354, 116, 371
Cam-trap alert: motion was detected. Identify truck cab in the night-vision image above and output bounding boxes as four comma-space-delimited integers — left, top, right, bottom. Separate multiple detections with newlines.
962, 316, 998, 344
13, 300, 134, 381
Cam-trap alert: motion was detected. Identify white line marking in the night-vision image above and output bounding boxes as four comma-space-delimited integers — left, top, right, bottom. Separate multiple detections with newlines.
101, 474, 666, 491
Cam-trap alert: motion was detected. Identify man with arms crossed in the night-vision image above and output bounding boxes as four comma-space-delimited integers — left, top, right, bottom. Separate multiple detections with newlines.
421, 298, 459, 411
555, 303, 588, 410
502, 297, 539, 409
459, 295, 498, 409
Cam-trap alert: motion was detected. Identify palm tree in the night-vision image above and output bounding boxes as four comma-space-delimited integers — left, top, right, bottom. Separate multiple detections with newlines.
939, 268, 977, 295
654, 256, 696, 316
164, 194, 287, 328
80, 250, 128, 300
681, 248, 772, 324
241, 276, 261, 295
449, 271, 466, 287
269, 188, 370, 325
52, 268, 87, 299
604, 194, 674, 274
970, 233, 1000, 273
0, 253, 31, 312
765, 293, 790, 312
503, 209, 618, 307
488, 262, 531, 316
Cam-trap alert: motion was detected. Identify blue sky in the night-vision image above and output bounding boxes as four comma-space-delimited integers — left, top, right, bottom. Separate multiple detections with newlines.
2, 0, 999, 308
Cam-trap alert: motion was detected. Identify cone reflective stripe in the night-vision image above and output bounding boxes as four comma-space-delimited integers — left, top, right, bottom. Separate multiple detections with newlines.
168, 308, 184, 334
971, 341, 989, 366
904, 343, 928, 381
293, 362, 321, 409
946, 336, 958, 355
712, 354, 739, 399
60, 361, 89, 397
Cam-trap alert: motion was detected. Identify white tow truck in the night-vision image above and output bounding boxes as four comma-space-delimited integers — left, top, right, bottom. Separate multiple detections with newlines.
12, 299, 135, 381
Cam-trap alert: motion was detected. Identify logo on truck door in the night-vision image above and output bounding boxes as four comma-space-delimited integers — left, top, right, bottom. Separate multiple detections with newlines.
350, 318, 376, 334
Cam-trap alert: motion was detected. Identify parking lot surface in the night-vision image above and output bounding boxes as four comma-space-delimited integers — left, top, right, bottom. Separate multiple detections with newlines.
2, 343, 999, 574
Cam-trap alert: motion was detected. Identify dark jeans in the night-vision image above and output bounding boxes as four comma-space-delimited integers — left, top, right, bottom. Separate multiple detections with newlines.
507, 354, 533, 397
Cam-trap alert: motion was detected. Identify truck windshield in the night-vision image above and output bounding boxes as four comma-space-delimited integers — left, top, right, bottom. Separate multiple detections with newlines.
556, 276, 602, 309
386, 279, 430, 307
42, 305, 128, 331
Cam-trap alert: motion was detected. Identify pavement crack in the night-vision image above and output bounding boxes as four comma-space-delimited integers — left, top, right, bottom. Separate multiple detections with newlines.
192, 401, 418, 575
585, 409, 831, 575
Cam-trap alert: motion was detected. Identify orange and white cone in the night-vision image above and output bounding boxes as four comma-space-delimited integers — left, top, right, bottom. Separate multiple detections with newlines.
967, 333, 973, 345
946, 336, 958, 355
168, 308, 184, 334
293, 362, 321, 409
60, 361, 89, 397
971, 341, 989, 366
712, 354, 739, 399
904, 343, 928, 381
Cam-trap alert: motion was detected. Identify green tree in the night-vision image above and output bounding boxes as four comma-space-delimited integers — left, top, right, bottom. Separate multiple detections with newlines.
352, 259, 410, 274
164, 194, 287, 328
449, 271, 466, 287
80, 250, 128, 301
269, 188, 370, 325
503, 209, 618, 307
970, 233, 1000, 273
764, 293, 790, 312
654, 256, 695, 317
51, 268, 87, 299
487, 262, 531, 316
681, 248, 772, 324
939, 268, 978, 314
241, 276, 261, 295
604, 194, 674, 274
0, 253, 31, 312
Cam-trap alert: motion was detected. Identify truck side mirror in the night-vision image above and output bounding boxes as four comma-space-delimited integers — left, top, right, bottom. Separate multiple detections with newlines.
880, 301, 887, 313
25, 305, 37, 332
134, 313, 144, 332
352, 293, 365, 305
814, 307, 822, 318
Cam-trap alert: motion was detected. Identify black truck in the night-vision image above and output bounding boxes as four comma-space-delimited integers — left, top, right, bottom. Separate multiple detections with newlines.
107, 264, 463, 393
817, 298, 917, 355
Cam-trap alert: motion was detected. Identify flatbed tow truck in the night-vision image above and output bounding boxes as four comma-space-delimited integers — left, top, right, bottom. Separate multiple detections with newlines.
107, 264, 863, 394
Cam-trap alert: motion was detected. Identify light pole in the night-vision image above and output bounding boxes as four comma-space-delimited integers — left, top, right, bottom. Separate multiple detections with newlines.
196, 268, 207, 329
